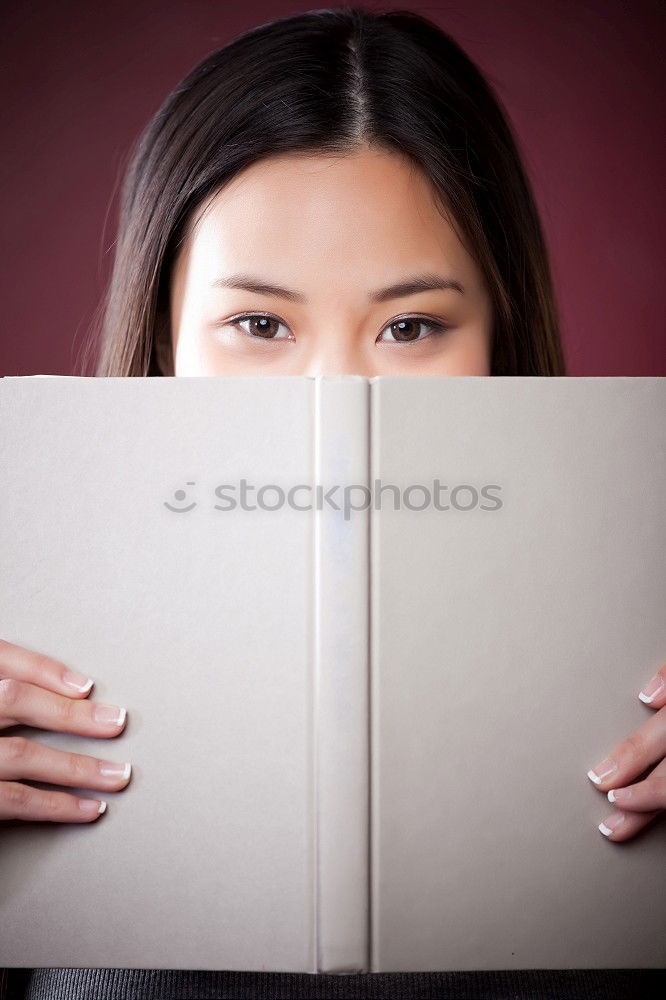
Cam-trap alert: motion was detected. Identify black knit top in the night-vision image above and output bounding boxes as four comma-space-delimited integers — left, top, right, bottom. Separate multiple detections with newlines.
2, 967, 665, 999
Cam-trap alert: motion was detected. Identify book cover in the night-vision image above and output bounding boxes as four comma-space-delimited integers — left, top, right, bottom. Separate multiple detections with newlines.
0, 375, 664, 971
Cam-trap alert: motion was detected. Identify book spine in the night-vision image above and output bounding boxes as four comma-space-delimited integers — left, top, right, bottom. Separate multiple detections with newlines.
313, 376, 370, 974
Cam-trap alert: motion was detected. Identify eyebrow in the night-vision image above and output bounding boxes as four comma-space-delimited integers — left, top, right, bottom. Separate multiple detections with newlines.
210, 272, 465, 303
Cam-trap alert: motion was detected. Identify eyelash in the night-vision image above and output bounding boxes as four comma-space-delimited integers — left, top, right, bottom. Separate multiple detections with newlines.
220, 311, 451, 345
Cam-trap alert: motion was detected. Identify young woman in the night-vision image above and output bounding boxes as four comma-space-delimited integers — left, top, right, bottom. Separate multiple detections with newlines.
2, 7, 664, 999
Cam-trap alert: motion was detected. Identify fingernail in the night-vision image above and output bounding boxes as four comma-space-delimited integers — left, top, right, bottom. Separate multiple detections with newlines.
62, 669, 94, 693
599, 812, 625, 837
639, 673, 664, 704
93, 703, 126, 726
99, 761, 132, 780
587, 757, 617, 785
608, 787, 632, 804
79, 799, 107, 815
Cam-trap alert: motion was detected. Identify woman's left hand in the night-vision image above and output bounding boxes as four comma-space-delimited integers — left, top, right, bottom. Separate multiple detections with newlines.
586, 663, 666, 841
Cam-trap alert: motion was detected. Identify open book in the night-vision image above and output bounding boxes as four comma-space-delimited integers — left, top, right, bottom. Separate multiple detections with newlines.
0, 374, 664, 972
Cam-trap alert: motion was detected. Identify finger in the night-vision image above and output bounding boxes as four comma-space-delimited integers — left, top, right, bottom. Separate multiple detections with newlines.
0, 736, 132, 790
0, 678, 126, 735
638, 663, 666, 708
0, 638, 95, 698
606, 756, 666, 812
586, 704, 666, 792
0, 780, 107, 823
596, 807, 663, 843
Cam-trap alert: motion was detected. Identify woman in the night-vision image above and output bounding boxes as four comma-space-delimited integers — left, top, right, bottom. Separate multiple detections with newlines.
2, 6, 664, 999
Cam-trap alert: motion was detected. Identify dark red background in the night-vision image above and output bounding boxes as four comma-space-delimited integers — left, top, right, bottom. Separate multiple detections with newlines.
1, 0, 664, 376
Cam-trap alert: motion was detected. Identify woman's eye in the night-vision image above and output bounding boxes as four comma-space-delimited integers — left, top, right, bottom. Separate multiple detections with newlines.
377, 317, 449, 344
230, 314, 293, 340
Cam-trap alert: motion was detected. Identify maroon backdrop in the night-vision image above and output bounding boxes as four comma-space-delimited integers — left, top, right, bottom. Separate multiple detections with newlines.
1, 0, 664, 376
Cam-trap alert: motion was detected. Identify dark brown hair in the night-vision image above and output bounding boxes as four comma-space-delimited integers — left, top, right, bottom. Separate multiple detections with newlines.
83, 5, 566, 377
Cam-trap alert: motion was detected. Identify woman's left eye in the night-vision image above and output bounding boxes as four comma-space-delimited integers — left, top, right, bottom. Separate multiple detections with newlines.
377, 317, 449, 344
231, 314, 293, 340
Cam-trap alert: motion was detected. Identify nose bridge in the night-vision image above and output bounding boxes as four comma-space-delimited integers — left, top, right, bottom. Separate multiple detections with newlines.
304, 360, 368, 376
301, 324, 373, 377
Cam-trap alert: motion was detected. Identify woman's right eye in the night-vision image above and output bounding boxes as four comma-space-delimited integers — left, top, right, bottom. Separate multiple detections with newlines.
230, 313, 294, 341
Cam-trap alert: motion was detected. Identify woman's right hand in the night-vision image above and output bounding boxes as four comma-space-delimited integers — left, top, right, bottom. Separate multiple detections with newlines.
0, 638, 131, 822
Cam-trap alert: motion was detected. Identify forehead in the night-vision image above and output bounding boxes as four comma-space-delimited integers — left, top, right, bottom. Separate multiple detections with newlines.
178, 147, 476, 288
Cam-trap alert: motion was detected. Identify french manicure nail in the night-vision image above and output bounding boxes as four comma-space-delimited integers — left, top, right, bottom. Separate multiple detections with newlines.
99, 761, 132, 780
93, 703, 126, 726
79, 798, 107, 815
608, 787, 631, 804
599, 812, 625, 837
587, 757, 617, 785
639, 673, 664, 704
62, 669, 94, 693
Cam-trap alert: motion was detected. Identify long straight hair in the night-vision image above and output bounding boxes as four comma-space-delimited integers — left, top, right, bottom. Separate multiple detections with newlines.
83, 5, 566, 377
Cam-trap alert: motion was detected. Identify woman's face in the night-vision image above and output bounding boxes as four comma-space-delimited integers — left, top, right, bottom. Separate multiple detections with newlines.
167, 145, 493, 376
